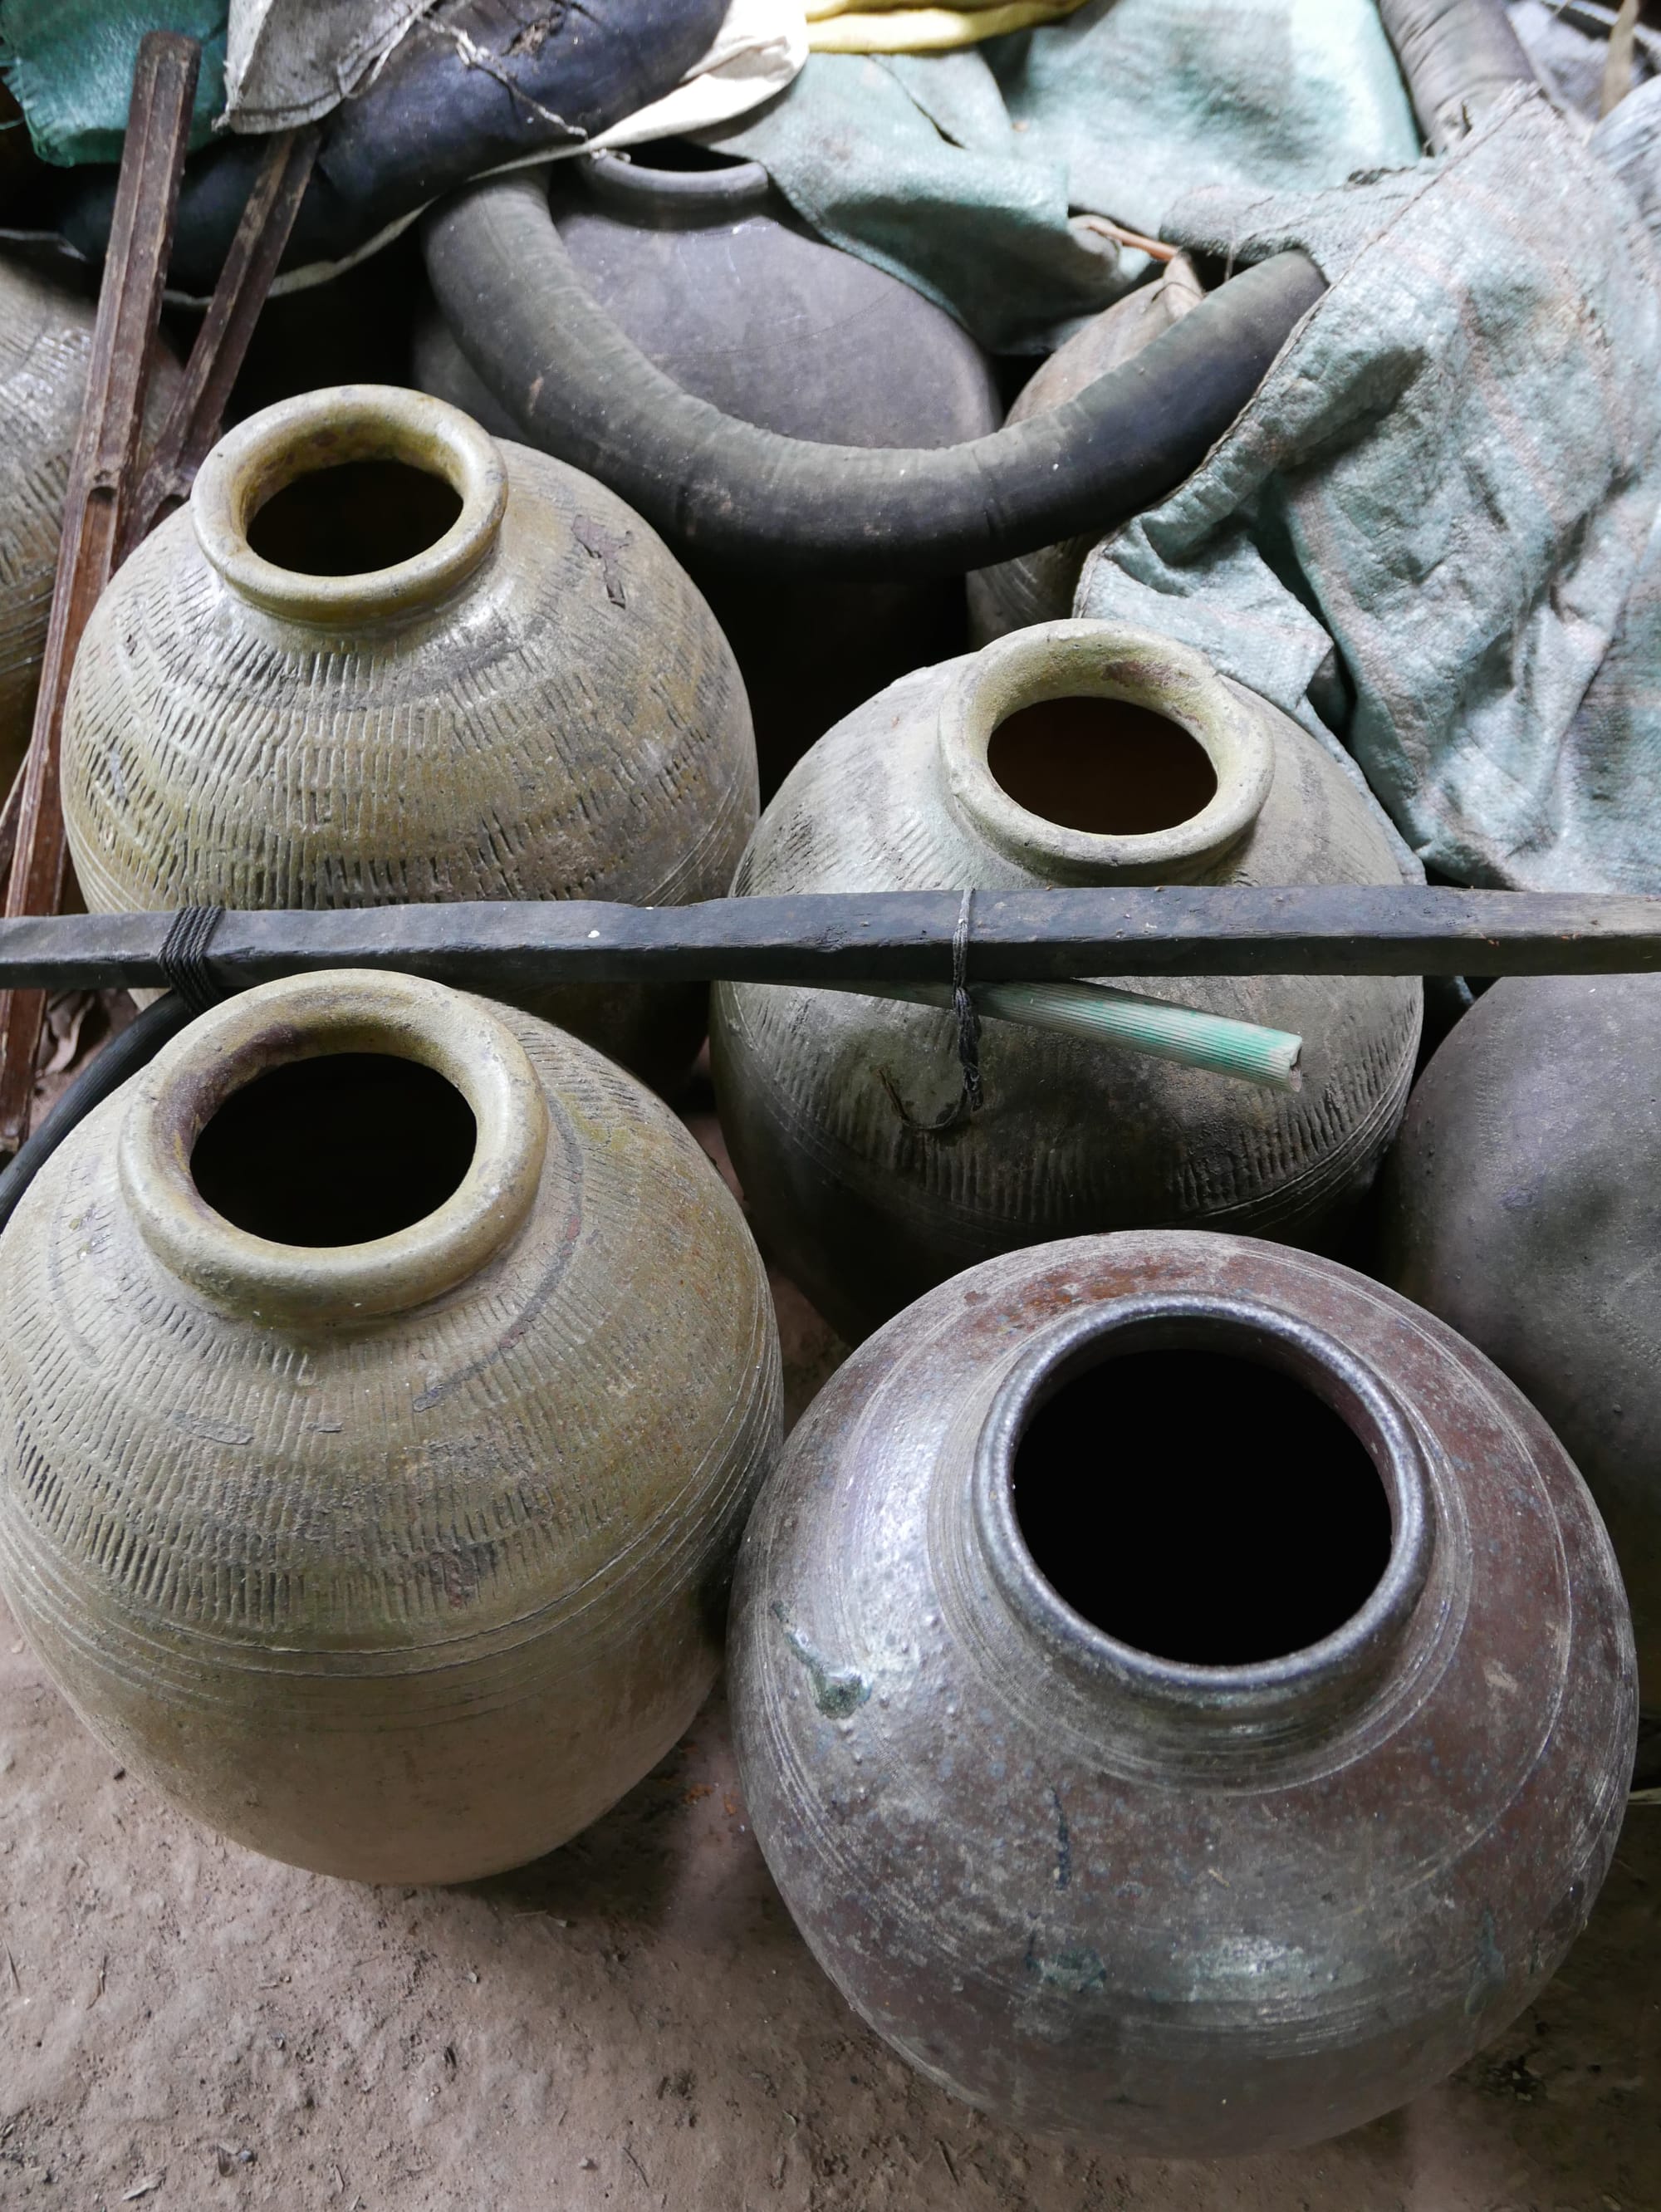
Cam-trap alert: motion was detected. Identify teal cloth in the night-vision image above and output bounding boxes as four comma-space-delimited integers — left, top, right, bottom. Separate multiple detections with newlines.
710, 0, 1422, 351
0, 0, 227, 166
1075, 92, 1661, 894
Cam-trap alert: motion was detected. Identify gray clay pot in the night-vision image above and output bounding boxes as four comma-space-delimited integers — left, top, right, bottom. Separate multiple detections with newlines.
1381, 969, 1661, 1715
710, 620, 1423, 1341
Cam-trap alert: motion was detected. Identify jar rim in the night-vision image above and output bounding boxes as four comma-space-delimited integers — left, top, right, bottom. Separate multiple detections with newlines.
971, 1292, 1436, 1730
938, 621, 1275, 885
191, 385, 508, 626
117, 969, 548, 1326
581, 144, 772, 213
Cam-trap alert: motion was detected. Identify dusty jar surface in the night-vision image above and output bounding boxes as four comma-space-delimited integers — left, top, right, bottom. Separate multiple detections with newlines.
728, 1231, 1635, 2156
0, 969, 781, 1884
1382, 969, 1661, 1717
60, 383, 758, 1093
710, 620, 1423, 1341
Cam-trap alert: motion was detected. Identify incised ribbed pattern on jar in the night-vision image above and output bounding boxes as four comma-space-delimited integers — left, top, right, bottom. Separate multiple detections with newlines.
728, 1230, 1635, 2155
0, 971, 781, 1885
61, 385, 757, 1091
710, 621, 1422, 1341
0, 259, 90, 783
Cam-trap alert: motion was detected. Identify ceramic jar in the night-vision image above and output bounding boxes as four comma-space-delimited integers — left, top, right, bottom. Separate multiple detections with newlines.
710, 620, 1423, 1342
0, 969, 781, 1884
416, 143, 1002, 790
729, 1230, 1635, 2155
0, 255, 180, 787
1381, 971, 1661, 1717
967, 255, 1206, 645
60, 383, 757, 1093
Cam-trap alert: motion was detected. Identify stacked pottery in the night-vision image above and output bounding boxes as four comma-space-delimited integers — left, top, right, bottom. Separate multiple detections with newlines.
1380, 971, 1661, 1725
58, 383, 757, 1094
0, 969, 781, 1883
710, 619, 1423, 1342
967, 254, 1207, 645
415, 142, 1002, 789
728, 1230, 1636, 2154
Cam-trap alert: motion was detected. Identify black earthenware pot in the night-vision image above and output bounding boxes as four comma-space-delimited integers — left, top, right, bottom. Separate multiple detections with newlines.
418, 142, 1000, 790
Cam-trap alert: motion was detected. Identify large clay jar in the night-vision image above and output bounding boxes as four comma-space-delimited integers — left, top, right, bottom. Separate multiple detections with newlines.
710, 621, 1423, 1342
60, 383, 757, 1093
0, 969, 781, 1884
729, 1229, 1635, 2156
416, 143, 1002, 791
967, 255, 1206, 646
1380, 971, 1661, 1719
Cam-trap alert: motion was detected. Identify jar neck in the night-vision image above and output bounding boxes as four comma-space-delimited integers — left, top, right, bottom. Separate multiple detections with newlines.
580, 145, 774, 225
190, 384, 507, 630
968, 1294, 1437, 1763
119, 971, 548, 1327
938, 621, 1275, 886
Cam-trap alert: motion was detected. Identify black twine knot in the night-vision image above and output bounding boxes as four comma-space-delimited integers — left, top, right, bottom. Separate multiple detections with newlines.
879, 889, 983, 1134
159, 905, 228, 1017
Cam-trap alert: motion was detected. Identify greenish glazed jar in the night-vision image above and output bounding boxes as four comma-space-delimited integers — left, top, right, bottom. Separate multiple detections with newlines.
0, 969, 781, 1883
61, 383, 758, 1094
711, 620, 1423, 1343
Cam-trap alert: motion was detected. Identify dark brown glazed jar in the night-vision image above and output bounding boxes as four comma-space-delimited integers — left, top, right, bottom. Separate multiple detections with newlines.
728, 1231, 1635, 2156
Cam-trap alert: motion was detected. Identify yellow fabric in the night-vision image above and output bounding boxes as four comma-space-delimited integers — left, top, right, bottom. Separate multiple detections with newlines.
806, 0, 1089, 55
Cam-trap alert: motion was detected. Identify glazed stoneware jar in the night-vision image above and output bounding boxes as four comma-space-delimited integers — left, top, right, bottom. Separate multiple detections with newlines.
710, 620, 1423, 1342
1381, 971, 1661, 1719
729, 1231, 1635, 2156
416, 143, 1001, 789
967, 255, 1206, 646
60, 383, 757, 1093
0, 254, 179, 786
0, 970, 781, 1884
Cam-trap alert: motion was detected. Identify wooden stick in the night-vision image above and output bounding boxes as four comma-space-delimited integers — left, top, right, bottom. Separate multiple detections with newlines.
0, 32, 199, 1150
119, 122, 321, 557
0, 887, 1659, 994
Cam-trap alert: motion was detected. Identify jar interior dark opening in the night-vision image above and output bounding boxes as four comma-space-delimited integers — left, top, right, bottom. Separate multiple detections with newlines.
988, 696, 1218, 836
190, 1053, 478, 1248
1012, 1347, 1392, 1665
622, 138, 751, 173
245, 459, 463, 577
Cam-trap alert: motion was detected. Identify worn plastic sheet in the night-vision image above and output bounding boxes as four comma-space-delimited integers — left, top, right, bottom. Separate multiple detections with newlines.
1075, 92, 1661, 895
708, 0, 1423, 351
0, 0, 225, 163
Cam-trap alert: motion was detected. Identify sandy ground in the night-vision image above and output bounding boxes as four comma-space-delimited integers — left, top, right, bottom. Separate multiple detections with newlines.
1, 1100, 1658, 2211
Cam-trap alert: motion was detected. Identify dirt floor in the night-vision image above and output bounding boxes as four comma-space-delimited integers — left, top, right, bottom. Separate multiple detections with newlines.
1, 1098, 1659, 2211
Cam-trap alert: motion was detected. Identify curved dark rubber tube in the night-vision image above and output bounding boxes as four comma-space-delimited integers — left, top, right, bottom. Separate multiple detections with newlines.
0, 993, 195, 1238
1376, 0, 1538, 150
424, 171, 1325, 581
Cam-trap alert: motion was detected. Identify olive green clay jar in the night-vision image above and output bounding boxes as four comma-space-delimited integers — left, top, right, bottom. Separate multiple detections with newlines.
61, 385, 757, 1093
0, 969, 781, 1882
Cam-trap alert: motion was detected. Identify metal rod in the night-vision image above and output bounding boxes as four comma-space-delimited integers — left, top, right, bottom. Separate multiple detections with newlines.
0, 32, 199, 1150
0, 887, 1660, 994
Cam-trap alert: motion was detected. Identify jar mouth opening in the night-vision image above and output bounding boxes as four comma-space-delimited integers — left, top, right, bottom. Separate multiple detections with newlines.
191, 385, 507, 625
973, 1297, 1434, 1709
190, 1051, 479, 1248
987, 695, 1220, 837
118, 972, 547, 1326
583, 142, 772, 208
939, 623, 1273, 885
